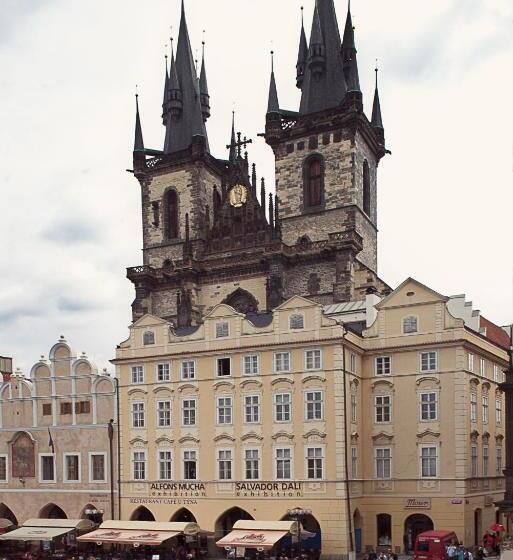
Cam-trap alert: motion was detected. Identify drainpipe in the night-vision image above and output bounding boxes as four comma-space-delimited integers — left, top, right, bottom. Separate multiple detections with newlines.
114, 377, 121, 520
342, 326, 355, 554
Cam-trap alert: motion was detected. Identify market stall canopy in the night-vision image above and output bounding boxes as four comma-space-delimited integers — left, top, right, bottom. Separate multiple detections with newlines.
77, 520, 201, 546
0, 519, 14, 529
216, 520, 302, 550
0, 519, 95, 542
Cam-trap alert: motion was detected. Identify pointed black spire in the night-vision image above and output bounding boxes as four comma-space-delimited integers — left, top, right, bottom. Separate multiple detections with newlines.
296, 7, 308, 89
251, 163, 257, 191
168, 40, 183, 120
268, 193, 274, 230
274, 195, 281, 238
164, 0, 209, 154
162, 54, 170, 125
260, 178, 266, 215
342, 0, 360, 95
229, 111, 236, 163
267, 51, 280, 114
299, 0, 347, 115
371, 66, 384, 131
199, 38, 210, 121
134, 93, 144, 152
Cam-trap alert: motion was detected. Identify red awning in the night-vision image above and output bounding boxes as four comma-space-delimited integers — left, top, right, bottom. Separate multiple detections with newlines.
217, 529, 289, 550
77, 529, 180, 546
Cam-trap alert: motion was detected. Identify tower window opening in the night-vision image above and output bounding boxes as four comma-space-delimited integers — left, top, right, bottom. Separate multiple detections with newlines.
164, 189, 179, 240
363, 160, 371, 216
304, 156, 324, 208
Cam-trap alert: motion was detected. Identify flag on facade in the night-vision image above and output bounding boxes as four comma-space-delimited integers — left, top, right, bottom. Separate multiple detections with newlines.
48, 428, 55, 454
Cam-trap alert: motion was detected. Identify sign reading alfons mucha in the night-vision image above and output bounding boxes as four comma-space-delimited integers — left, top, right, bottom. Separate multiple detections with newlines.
228, 184, 248, 207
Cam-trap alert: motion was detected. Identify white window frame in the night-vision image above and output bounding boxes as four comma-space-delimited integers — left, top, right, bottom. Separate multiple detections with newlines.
182, 449, 198, 480
142, 330, 155, 345
182, 398, 197, 427
216, 395, 233, 425
480, 358, 486, 377
156, 362, 171, 382
305, 445, 325, 480
419, 444, 438, 478
374, 395, 392, 423
157, 449, 173, 481
351, 392, 357, 423
63, 452, 81, 483
243, 394, 260, 424
132, 450, 147, 481
468, 353, 475, 372
419, 391, 438, 422
242, 354, 260, 376
216, 321, 229, 338
375, 356, 391, 376
217, 448, 234, 481
304, 348, 322, 371
493, 365, 500, 382
351, 446, 358, 479
156, 400, 172, 428
0, 454, 8, 483
496, 398, 502, 425
470, 392, 477, 422
88, 452, 107, 483
216, 356, 232, 377
274, 446, 293, 480
304, 390, 324, 421
483, 445, 489, 477
274, 351, 291, 373
496, 446, 503, 476
243, 448, 260, 480
131, 401, 145, 428
471, 445, 478, 477
39, 453, 56, 483
402, 315, 418, 334
289, 314, 304, 330
349, 353, 357, 374
482, 395, 489, 424
131, 365, 144, 384
181, 360, 196, 381
274, 392, 292, 422
374, 447, 392, 479
419, 351, 438, 373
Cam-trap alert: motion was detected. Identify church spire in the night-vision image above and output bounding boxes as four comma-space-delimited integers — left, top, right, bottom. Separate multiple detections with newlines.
371, 65, 384, 132
229, 111, 236, 163
164, 0, 209, 154
342, 1, 360, 95
199, 38, 210, 121
162, 54, 169, 125
134, 93, 144, 152
267, 51, 280, 115
296, 6, 308, 89
299, 0, 347, 115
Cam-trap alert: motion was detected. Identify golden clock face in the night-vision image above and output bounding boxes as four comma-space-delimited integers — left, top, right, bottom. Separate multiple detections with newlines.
228, 184, 248, 208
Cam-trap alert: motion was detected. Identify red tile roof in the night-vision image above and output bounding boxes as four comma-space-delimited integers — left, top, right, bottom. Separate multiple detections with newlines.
480, 316, 511, 349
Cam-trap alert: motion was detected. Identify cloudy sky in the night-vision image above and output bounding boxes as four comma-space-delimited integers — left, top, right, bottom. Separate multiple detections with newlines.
0, 0, 512, 372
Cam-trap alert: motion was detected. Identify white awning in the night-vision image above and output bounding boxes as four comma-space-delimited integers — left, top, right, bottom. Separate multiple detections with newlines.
0, 526, 72, 542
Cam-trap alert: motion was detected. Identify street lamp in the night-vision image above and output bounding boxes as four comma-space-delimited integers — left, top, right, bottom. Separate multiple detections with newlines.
287, 508, 312, 559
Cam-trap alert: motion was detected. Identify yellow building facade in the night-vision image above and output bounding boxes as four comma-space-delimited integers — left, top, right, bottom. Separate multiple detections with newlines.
114, 278, 509, 558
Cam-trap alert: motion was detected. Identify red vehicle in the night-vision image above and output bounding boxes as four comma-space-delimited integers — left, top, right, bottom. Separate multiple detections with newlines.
414, 531, 459, 560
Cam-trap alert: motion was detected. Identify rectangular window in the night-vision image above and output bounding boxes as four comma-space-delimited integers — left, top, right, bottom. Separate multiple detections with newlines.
290, 314, 304, 330
403, 316, 418, 333
75, 401, 90, 414
306, 447, 323, 479
275, 393, 291, 422
245, 449, 260, 480
157, 400, 171, 428
493, 365, 500, 382
0, 455, 7, 482
471, 445, 478, 477
60, 402, 72, 415
305, 349, 322, 370
157, 363, 170, 382
244, 395, 260, 424
275, 448, 292, 479
131, 365, 144, 384
243, 355, 259, 376
181, 360, 196, 380
351, 446, 358, 479
420, 392, 438, 421
40, 454, 56, 482
182, 399, 197, 426
90, 453, 106, 482
305, 391, 323, 421
375, 448, 391, 479
217, 396, 233, 425
42, 403, 52, 416
470, 393, 477, 422
158, 451, 172, 480
468, 353, 475, 372
496, 399, 502, 425
480, 358, 486, 377
216, 322, 229, 338
133, 451, 146, 480
131, 402, 145, 428
375, 356, 391, 376
483, 446, 489, 477
420, 351, 437, 372
217, 357, 231, 377
375, 395, 391, 423
64, 454, 80, 482
349, 353, 357, 374
183, 450, 197, 480
274, 352, 291, 373
482, 396, 489, 424
218, 449, 233, 480
497, 447, 503, 476
351, 393, 357, 423
420, 446, 437, 477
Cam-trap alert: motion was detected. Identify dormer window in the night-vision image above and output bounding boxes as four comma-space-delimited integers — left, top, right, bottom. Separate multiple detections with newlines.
143, 331, 155, 345
403, 316, 418, 334
290, 314, 304, 330
216, 322, 229, 338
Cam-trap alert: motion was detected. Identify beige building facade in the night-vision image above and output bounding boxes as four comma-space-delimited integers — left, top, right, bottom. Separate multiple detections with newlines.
0, 337, 118, 526
114, 278, 509, 558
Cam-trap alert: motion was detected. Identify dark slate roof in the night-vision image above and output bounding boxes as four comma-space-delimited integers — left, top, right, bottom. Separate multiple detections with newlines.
246, 313, 274, 328
174, 325, 201, 337
344, 320, 366, 336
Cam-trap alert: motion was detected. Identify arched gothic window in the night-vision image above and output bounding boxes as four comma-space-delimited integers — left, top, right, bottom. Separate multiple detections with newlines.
164, 189, 179, 240
363, 160, 371, 216
304, 156, 324, 208
213, 188, 222, 219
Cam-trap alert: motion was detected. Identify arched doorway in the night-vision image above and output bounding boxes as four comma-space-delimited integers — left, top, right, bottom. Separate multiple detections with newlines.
0, 504, 18, 526
171, 508, 197, 523
404, 514, 433, 553
40, 504, 67, 519
474, 509, 482, 547
353, 509, 363, 553
130, 506, 155, 521
80, 504, 103, 525
215, 507, 253, 539
376, 514, 392, 547
280, 511, 321, 553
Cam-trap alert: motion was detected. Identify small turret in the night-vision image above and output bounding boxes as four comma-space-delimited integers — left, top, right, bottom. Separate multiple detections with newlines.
341, 1, 361, 101
308, 3, 326, 80
134, 93, 144, 153
371, 66, 385, 144
161, 55, 170, 125
199, 40, 210, 121
296, 7, 308, 89
267, 51, 280, 115
229, 111, 236, 163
